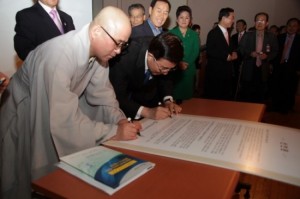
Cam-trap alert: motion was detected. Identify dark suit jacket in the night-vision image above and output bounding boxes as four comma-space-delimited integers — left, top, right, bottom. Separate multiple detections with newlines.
14, 3, 75, 60
271, 33, 300, 109
131, 21, 155, 39
273, 33, 300, 71
204, 26, 235, 100
231, 32, 246, 81
239, 31, 278, 82
231, 32, 239, 51
109, 37, 173, 118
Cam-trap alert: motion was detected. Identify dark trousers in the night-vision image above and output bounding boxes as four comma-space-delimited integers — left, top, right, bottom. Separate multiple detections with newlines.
239, 66, 269, 103
271, 63, 299, 112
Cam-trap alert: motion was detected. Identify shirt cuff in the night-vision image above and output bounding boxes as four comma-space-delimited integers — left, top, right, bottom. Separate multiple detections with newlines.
135, 106, 144, 120
163, 96, 173, 103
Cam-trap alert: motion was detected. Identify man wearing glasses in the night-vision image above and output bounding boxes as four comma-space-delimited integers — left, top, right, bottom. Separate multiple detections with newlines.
0, 6, 139, 199
238, 12, 278, 103
131, 0, 171, 38
109, 32, 183, 120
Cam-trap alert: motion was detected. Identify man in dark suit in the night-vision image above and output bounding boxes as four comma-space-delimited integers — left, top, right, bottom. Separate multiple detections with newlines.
204, 7, 237, 100
109, 32, 183, 120
238, 12, 278, 103
14, 0, 75, 60
231, 19, 247, 98
271, 18, 300, 113
128, 3, 146, 27
131, 0, 170, 38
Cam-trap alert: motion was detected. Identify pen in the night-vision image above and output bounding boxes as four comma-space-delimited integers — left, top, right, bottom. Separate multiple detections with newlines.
127, 117, 141, 136
159, 101, 173, 118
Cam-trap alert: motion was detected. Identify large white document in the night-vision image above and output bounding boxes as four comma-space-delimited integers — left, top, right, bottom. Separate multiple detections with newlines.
105, 114, 300, 187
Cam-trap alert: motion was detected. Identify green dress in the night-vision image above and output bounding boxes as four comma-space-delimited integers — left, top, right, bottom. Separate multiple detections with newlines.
169, 27, 200, 100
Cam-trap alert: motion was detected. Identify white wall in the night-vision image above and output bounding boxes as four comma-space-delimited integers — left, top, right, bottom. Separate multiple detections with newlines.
0, 0, 92, 77
188, 0, 300, 45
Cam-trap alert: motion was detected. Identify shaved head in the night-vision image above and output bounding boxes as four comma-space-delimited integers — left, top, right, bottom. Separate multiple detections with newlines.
89, 6, 131, 62
92, 6, 131, 36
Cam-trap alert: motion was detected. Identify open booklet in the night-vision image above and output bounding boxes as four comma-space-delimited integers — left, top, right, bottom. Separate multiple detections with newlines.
57, 146, 155, 195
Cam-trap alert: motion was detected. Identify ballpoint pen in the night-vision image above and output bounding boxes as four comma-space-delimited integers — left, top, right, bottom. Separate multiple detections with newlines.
127, 117, 141, 136
159, 101, 173, 118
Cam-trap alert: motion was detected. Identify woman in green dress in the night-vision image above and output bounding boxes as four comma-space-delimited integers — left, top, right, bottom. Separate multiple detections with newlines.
169, 5, 200, 103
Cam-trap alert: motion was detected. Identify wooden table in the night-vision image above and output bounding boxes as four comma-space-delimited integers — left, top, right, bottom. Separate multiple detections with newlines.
181, 98, 265, 122
32, 98, 265, 199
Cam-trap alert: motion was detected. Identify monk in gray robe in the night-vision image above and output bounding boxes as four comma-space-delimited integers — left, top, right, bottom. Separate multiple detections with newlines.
0, 6, 140, 199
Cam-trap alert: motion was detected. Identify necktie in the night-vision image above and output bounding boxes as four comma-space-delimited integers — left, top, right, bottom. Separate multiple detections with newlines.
238, 33, 242, 43
256, 33, 263, 67
224, 31, 229, 45
50, 9, 64, 34
144, 69, 151, 84
280, 35, 292, 64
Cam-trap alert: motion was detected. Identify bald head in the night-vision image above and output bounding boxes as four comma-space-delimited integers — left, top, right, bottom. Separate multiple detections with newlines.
89, 6, 131, 62
92, 6, 131, 35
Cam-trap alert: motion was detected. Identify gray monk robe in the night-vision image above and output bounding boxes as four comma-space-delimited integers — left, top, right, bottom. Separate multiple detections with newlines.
0, 24, 125, 199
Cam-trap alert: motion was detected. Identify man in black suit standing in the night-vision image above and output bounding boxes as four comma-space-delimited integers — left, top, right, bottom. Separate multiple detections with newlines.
204, 7, 237, 100
238, 12, 278, 103
109, 32, 183, 120
271, 18, 300, 113
14, 0, 75, 60
231, 19, 247, 98
131, 0, 170, 38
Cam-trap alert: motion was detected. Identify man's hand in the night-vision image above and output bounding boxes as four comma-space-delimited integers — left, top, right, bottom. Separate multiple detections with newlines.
142, 106, 171, 120
178, 61, 188, 70
0, 72, 9, 94
111, 119, 142, 140
164, 101, 182, 116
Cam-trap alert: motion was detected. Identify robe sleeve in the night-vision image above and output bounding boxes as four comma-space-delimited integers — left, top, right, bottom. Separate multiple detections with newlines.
48, 58, 125, 156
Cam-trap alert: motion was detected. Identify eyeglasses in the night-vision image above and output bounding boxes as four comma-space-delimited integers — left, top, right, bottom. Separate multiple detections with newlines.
130, 15, 144, 19
255, 20, 266, 24
153, 58, 177, 72
101, 26, 129, 50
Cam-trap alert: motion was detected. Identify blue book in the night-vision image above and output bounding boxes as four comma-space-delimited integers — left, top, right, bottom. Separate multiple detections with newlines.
57, 146, 155, 195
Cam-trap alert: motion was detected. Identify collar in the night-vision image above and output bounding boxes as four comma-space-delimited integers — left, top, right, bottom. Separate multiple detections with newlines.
147, 19, 163, 36
218, 24, 227, 34
38, 1, 57, 14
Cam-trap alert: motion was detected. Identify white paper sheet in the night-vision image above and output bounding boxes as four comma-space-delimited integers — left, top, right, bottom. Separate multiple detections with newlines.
105, 114, 300, 187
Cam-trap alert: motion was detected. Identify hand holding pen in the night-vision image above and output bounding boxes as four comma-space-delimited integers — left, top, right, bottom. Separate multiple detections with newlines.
158, 101, 172, 118
163, 100, 182, 116
112, 118, 142, 140
128, 117, 141, 136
